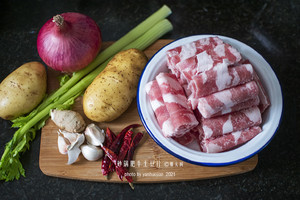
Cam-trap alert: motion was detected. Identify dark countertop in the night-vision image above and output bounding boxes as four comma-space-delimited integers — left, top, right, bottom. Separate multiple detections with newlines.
0, 0, 299, 199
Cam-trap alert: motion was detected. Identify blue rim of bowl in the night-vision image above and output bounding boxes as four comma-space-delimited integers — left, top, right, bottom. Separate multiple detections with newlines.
137, 35, 283, 166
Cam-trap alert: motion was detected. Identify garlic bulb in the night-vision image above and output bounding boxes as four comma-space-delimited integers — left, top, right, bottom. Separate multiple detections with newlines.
81, 144, 103, 161
84, 124, 105, 146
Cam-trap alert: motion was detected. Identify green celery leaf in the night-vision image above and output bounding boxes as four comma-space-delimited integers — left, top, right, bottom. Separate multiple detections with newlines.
59, 74, 71, 86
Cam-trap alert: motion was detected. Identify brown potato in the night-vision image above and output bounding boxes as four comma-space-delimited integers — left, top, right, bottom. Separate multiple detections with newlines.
0, 61, 47, 120
83, 49, 148, 122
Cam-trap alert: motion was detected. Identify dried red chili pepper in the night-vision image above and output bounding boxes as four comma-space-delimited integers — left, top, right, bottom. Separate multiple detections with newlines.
118, 128, 133, 162
106, 127, 116, 172
108, 125, 139, 173
105, 127, 116, 145
101, 127, 116, 177
102, 124, 140, 177
127, 132, 144, 162
108, 159, 115, 173
109, 124, 140, 153
101, 145, 134, 189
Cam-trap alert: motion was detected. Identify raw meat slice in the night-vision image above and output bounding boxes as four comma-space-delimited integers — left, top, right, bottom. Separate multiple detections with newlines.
167, 37, 224, 68
188, 63, 254, 98
199, 106, 262, 139
145, 80, 174, 137
172, 132, 195, 146
253, 72, 270, 113
197, 81, 260, 118
200, 126, 262, 153
176, 51, 214, 84
209, 42, 242, 64
169, 39, 242, 84
182, 83, 192, 97
172, 126, 200, 146
211, 96, 260, 118
156, 72, 199, 137
236, 59, 270, 113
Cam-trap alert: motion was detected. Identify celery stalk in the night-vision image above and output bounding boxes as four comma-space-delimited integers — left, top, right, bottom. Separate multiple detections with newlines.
12, 5, 172, 127
0, 17, 173, 181
123, 19, 173, 50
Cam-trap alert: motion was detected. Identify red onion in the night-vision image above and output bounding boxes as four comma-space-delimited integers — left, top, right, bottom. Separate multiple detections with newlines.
37, 12, 102, 72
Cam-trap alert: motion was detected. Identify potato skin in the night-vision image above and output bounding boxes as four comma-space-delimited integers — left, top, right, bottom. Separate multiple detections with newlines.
0, 61, 47, 120
83, 49, 148, 122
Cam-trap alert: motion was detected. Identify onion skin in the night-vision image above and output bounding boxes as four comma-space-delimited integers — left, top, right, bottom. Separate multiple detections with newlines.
37, 12, 102, 72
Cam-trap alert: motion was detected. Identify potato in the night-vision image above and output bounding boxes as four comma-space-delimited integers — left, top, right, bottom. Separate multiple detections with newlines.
0, 61, 47, 120
83, 49, 148, 122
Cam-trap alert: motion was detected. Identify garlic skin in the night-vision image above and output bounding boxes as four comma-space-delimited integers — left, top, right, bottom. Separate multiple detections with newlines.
67, 133, 85, 165
84, 124, 105, 146
81, 144, 103, 161
67, 133, 85, 151
57, 131, 70, 155
67, 147, 81, 165
59, 129, 77, 143
51, 109, 86, 133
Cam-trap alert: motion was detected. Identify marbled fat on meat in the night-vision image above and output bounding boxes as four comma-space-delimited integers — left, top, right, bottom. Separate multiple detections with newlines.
172, 132, 195, 146
200, 126, 262, 153
197, 81, 260, 118
167, 37, 242, 84
253, 72, 270, 112
237, 59, 270, 113
176, 51, 214, 84
188, 62, 254, 98
166, 37, 224, 68
173, 123, 201, 146
145, 80, 174, 137
213, 96, 260, 117
156, 72, 199, 137
199, 106, 262, 139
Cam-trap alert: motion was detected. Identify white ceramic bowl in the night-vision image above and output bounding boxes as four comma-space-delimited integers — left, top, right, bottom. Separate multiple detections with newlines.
137, 35, 283, 166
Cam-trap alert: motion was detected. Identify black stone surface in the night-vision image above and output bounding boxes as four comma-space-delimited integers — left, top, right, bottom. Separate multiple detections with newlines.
0, 0, 299, 199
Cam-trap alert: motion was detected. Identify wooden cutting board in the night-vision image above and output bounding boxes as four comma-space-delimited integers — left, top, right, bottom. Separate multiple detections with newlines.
39, 40, 258, 183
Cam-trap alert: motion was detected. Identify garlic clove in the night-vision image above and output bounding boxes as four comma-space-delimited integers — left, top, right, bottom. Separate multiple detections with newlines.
59, 129, 77, 143
67, 133, 85, 165
81, 144, 104, 161
57, 131, 70, 155
67, 133, 85, 151
84, 124, 105, 146
67, 146, 81, 165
